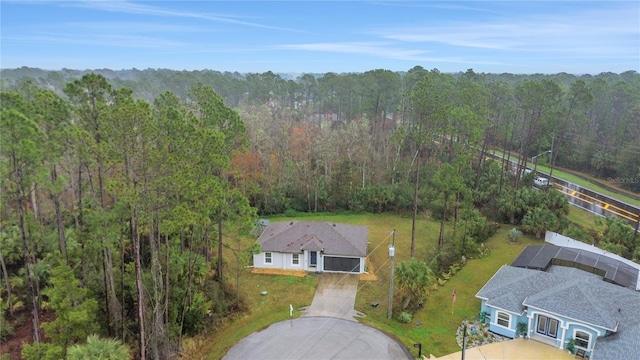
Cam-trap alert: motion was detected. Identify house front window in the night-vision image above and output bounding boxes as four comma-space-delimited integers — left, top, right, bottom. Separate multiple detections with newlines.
575, 330, 590, 349
265, 252, 272, 264
496, 311, 510, 328
292, 253, 300, 265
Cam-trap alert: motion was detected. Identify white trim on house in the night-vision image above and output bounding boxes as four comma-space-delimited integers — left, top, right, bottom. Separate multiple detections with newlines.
475, 265, 507, 302
573, 329, 592, 351
495, 311, 511, 329
528, 310, 563, 342
291, 253, 300, 266
525, 303, 618, 332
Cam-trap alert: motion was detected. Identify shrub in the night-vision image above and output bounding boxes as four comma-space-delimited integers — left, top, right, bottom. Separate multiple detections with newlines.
516, 321, 528, 337
67, 335, 130, 360
21, 342, 63, 360
507, 228, 522, 243
283, 208, 299, 217
434, 243, 459, 274
0, 319, 14, 341
562, 224, 595, 244
566, 338, 577, 354
397, 311, 413, 323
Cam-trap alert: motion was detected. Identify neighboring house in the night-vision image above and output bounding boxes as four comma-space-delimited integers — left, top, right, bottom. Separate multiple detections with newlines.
250, 218, 270, 236
253, 221, 368, 273
476, 236, 640, 359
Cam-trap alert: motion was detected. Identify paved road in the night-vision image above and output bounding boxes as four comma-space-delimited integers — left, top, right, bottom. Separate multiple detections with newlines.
223, 273, 412, 360
485, 152, 640, 230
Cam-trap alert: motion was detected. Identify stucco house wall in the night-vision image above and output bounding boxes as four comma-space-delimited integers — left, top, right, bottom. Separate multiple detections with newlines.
252, 251, 303, 270
253, 221, 368, 274
477, 239, 640, 360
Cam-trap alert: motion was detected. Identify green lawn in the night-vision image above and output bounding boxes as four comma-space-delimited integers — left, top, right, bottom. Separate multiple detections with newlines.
185, 255, 319, 359
567, 206, 602, 231
189, 213, 543, 359
353, 222, 539, 357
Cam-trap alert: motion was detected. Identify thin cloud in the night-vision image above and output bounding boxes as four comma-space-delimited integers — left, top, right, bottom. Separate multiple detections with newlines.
65, 0, 304, 32
58, 21, 206, 34
278, 42, 427, 58
3, 32, 186, 49
375, 3, 638, 56
373, 1, 502, 15
276, 41, 507, 66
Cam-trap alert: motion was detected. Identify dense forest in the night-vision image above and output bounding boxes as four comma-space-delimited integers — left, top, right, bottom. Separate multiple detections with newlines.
1, 67, 639, 359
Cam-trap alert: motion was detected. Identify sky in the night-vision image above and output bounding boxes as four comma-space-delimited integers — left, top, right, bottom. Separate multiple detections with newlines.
1, 0, 639, 75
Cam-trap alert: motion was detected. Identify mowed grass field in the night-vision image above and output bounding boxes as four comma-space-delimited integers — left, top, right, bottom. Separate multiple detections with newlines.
351, 219, 538, 357
185, 212, 547, 359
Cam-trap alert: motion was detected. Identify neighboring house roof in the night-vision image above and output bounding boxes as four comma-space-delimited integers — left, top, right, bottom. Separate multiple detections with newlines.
476, 265, 640, 360
523, 267, 619, 331
256, 221, 368, 257
512, 244, 638, 289
250, 218, 270, 236
545, 231, 640, 290
476, 265, 558, 315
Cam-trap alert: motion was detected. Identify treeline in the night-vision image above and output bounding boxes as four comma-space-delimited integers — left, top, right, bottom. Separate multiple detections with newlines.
1, 68, 639, 359
1, 75, 255, 359
2, 67, 639, 192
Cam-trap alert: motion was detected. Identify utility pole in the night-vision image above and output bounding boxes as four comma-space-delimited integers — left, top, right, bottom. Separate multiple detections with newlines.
461, 324, 467, 360
633, 216, 639, 245
388, 229, 396, 320
548, 134, 556, 180
532, 150, 551, 177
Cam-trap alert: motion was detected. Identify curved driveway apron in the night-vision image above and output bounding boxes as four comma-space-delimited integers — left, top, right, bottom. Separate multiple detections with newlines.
223, 273, 411, 360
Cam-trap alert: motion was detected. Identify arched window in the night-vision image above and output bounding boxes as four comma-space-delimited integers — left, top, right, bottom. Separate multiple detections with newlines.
575, 330, 590, 349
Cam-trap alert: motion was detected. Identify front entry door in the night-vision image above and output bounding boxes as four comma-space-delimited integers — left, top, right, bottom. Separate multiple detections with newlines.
310, 251, 317, 267
537, 315, 559, 338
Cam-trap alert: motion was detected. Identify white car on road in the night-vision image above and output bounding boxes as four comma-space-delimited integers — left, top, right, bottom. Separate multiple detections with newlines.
534, 177, 551, 187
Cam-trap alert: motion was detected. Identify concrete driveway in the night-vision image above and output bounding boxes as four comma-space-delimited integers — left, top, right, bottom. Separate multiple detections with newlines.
223, 273, 412, 360
301, 273, 362, 320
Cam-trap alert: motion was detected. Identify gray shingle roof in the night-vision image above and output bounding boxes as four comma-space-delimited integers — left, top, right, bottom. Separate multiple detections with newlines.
476, 265, 640, 360
256, 221, 368, 257
476, 265, 564, 314
524, 269, 618, 330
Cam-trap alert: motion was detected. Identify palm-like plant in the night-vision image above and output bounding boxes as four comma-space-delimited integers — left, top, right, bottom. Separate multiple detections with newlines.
67, 335, 130, 360
497, 190, 527, 224
522, 206, 559, 238
395, 258, 434, 309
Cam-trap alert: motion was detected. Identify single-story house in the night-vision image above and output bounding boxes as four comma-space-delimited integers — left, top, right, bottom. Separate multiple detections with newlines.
253, 221, 368, 273
476, 237, 640, 359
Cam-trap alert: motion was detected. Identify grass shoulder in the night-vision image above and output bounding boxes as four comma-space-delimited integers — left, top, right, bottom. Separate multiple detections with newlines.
184, 274, 318, 359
